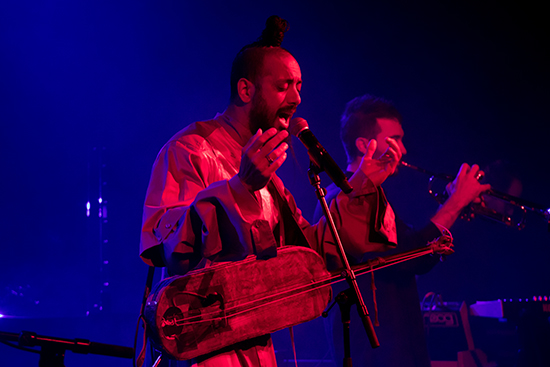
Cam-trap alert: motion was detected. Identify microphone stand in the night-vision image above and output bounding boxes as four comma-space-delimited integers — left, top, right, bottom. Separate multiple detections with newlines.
308, 161, 379, 366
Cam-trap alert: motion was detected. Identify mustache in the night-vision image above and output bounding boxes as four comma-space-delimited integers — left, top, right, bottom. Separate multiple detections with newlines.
277, 106, 296, 116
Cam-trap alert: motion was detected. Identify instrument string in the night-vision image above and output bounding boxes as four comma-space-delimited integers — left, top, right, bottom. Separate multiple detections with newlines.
168, 245, 445, 326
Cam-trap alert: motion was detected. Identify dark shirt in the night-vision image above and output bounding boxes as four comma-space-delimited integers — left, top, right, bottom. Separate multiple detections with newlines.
314, 180, 442, 367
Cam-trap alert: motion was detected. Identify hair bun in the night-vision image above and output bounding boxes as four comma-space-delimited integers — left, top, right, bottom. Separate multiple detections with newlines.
257, 15, 289, 47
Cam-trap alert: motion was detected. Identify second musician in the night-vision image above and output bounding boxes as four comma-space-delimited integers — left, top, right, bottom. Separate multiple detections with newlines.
312, 94, 490, 367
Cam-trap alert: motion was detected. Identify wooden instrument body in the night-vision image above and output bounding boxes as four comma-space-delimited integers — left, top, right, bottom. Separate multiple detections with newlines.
144, 246, 331, 361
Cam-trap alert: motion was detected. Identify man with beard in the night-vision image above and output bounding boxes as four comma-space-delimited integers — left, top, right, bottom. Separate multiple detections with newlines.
139, 17, 401, 366
314, 94, 490, 367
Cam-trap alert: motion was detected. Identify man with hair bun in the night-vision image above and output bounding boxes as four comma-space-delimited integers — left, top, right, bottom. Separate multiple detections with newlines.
140, 18, 401, 366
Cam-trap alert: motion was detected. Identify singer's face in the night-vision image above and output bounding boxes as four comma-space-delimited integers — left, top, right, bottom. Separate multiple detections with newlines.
374, 118, 407, 159
249, 53, 302, 134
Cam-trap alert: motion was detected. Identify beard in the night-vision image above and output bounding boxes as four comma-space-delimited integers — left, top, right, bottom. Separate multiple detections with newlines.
248, 88, 296, 134
248, 89, 295, 155
248, 90, 275, 134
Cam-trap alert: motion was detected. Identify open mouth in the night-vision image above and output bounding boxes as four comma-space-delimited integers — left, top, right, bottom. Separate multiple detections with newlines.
277, 110, 295, 128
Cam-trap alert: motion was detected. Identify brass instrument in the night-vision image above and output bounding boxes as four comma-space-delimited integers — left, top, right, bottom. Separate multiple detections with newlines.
399, 160, 550, 231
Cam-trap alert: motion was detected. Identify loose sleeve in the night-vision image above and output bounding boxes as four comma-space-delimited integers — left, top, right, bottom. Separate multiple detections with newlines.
139, 135, 277, 267
313, 178, 443, 273
362, 218, 442, 276
271, 169, 398, 271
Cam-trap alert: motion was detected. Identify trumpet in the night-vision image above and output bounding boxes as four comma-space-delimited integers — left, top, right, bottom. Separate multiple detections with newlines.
399, 160, 550, 231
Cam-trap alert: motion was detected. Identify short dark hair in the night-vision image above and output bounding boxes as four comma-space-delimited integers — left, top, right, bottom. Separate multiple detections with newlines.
229, 15, 292, 102
340, 94, 403, 164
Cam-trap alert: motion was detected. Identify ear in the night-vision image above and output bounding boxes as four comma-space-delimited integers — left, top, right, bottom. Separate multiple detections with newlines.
237, 78, 255, 104
355, 137, 370, 155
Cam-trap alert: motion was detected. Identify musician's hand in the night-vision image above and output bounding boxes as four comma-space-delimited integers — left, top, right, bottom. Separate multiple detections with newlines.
359, 137, 402, 187
446, 163, 491, 209
238, 128, 289, 192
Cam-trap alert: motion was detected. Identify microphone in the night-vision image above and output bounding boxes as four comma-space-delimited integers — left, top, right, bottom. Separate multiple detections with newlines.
290, 118, 353, 194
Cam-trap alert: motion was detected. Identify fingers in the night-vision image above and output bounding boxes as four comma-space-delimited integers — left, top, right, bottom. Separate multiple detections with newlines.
458, 163, 485, 181
248, 128, 288, 156
260, 129, 289, 158
468, 164, 481, 179
243, 128, 263, 153
457, 163, 488, 184
244, 128, 289, 164
456, 163, 471, 178
265, 140, 289, 171
479, 183, 491, 192
267, 151, 288, 172
472, 183, 491, 204
241, 128, 289, 180
377, 138, 401, 168
364, 139, 377, 160
385, 137, 402, 162
449, 163, 492, 205
378, 138, 401, 175
246, 128, 278, 153
383, 148, 399, 171
469, 165, 487, 182
239, 129, 290, 192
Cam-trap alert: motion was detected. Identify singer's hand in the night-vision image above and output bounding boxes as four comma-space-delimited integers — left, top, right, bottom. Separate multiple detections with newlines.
238, 128, 289, 192
359, 137, 401, 186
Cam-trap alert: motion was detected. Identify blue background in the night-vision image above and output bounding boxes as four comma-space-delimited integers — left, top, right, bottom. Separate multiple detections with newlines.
1, 1, 549, 365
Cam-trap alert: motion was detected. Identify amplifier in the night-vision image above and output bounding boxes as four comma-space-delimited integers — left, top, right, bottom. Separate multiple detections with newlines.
423, 301, 470, 361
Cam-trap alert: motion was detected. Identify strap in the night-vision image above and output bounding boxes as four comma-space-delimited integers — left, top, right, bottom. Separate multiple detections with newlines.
134, 266, 157, 367
268, 179, 311, 249
370, 267, 379, 327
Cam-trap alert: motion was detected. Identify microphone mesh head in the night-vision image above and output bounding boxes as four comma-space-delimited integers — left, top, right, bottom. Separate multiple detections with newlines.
289, 118, 309, 136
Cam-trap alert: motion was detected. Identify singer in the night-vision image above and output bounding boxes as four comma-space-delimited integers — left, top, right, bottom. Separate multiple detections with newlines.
139, 16, 400, 366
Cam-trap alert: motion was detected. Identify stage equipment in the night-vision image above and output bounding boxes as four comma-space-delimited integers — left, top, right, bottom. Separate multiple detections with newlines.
470, 296, 550, 320
400, 160, 550, 231
421, 295, 497, 366
290, 117, 352, 193
144, 239, 453, 362
469, 297, 550, 366
292, 115, 380, 365
0, 330, 134, 367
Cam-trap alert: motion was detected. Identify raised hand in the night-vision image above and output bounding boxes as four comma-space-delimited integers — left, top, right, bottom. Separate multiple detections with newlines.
446, 163, 491, 208
431, 163, 492, 228
359, 137, 402, 186
238, 128, 289, 192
